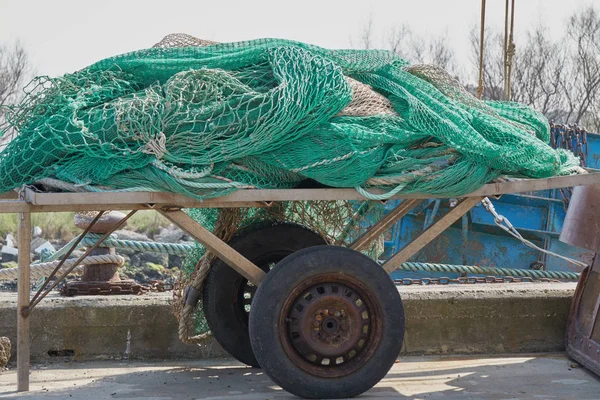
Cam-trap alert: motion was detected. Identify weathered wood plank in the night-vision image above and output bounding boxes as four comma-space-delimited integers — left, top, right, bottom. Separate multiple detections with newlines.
17, 212, 31, 392
158, 209, 266, 286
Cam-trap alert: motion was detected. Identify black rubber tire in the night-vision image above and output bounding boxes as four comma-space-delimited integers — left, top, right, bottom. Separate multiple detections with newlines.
202, 222, 327, 368
249, 246, 405, 399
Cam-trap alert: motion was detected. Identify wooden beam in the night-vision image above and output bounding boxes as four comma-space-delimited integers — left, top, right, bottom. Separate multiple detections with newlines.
16, 172, 600, 212
0, 200, 30, 213
382, 196, 484, 273
22, 188, 266, 211
467, 173, 600, 197
350, 199, 421, 251
17, 211, 31, 392
158, 210, 266, 286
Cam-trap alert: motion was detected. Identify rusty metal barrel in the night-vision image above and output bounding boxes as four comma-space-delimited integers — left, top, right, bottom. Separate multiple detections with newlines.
63, 211, 144, 295
559, 184, 600, 252
562, 184, 600, 377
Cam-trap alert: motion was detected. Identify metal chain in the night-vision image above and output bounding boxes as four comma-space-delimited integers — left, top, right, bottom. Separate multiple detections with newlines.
550, 123, 588, 206
59, 279, 173, 296
550, 123, 588, 166
480, 197, 588, 268
148, 280, 173, 292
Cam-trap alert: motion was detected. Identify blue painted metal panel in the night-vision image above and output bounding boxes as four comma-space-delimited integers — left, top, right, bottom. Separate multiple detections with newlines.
383, 132, 600, 278
588, 134, 600, 168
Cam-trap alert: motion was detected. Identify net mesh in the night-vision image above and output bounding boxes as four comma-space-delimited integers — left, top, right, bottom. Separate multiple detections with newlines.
0, 35, 583, 199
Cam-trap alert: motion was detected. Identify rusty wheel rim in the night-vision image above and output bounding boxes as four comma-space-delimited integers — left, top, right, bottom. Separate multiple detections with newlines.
240, 260, 278, 316
279, 273, 383, 378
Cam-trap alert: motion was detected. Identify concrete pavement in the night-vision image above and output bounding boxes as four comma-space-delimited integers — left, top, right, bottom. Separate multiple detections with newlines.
1, 354, 598, 399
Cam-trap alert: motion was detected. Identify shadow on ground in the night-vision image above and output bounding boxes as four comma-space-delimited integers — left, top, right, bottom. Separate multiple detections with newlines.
1, 355, 599, 399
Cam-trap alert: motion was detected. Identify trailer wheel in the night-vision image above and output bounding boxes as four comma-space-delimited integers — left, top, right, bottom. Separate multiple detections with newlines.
202, 222, 327, 367
249, 246, 405, 399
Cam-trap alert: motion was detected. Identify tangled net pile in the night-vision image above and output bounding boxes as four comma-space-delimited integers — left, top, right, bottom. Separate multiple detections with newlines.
0, 35, 584, 199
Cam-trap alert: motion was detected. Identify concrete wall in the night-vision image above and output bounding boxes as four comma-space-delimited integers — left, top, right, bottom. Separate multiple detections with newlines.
399, 283, 574, 354
0, 282, 576, 362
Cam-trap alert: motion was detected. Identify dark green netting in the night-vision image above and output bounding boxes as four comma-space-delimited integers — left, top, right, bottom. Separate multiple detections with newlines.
0, 38, 582, 199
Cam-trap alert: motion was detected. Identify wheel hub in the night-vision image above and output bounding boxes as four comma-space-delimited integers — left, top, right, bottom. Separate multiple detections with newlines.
285, 281, 374, 372
314, 307, 350, 347
320, 314, 341, 335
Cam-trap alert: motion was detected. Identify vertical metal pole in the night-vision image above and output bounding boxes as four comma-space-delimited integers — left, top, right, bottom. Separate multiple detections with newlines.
503, 0, 509, 94
17, 211, 31, 392
505, 0, 516, 101
477, 0, 487, 99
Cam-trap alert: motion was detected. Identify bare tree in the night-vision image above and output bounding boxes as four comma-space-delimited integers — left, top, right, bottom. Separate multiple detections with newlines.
355, 18, 458, 63
426, 35, 456, 73
510, 26, 566, 120
356, 20, 461, 79
0, 41, 30, 149
397, 30, 459, 77
350, 14, 375, 50
386, 24, 411, 59
469, 26, 504, 100
563, 6, 600, 128
354, 7, 600, 132
468, 6, 600, 131
0, 41, 29, 123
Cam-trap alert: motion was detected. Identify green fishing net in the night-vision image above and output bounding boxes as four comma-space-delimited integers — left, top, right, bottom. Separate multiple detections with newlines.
0, 36, 582, 200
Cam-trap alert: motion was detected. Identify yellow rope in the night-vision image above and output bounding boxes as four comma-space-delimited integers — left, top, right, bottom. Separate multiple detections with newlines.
477, 0, 487, 99
0, 337, 10, 371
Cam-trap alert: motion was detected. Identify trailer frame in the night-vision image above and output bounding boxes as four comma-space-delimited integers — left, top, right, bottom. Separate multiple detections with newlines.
6, 170, 600, 392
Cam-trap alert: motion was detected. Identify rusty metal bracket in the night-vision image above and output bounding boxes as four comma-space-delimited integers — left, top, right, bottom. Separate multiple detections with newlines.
61, 280, 146, 296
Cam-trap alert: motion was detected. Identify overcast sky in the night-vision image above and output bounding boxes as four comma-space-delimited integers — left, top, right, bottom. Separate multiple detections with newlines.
0, 0, 595, 79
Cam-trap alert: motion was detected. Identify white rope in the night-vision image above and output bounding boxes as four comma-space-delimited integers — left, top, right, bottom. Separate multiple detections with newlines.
365, 166, 437, 186
480, 197, 588, 268
151, 159, 213, 179
0, 254, 125, 281
289, 146, 385, 174
355, 184, 407, 200
141, 132, 167, 160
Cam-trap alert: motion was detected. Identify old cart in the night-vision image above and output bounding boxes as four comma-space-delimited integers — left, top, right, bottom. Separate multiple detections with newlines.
5, 171, 600, 398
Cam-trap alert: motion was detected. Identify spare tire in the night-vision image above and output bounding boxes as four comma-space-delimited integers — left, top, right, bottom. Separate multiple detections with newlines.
202, 222, 328, 367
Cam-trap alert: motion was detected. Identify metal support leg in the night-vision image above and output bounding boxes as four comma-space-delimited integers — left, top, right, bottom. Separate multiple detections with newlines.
17, 211, 31, 392
350, 199, 421, 251
158, 209, 266, 285
382, 197, 484, 273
